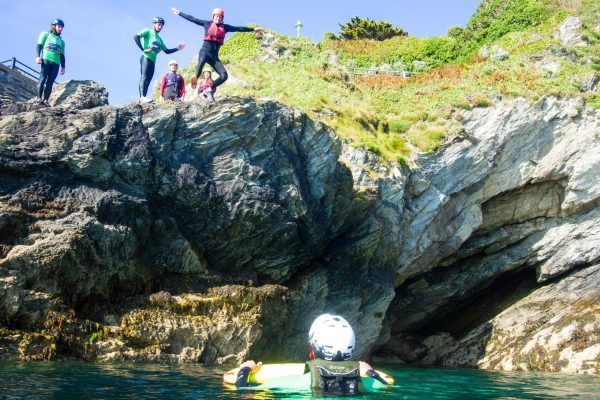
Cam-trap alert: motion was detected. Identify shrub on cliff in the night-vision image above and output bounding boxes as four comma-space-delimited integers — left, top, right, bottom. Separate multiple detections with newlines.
337, 16, 408, 41
456, 0, 552, 57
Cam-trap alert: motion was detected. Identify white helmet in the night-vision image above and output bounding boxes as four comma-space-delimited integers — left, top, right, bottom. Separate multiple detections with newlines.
308, 314, 355, 361
168, 60, 178, 66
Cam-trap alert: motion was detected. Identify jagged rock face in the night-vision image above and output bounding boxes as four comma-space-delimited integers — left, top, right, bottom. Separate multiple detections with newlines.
1, 81, 599, 373
0, 81, 393, 363
554, 16, 588, 47
371, 98, 600, 374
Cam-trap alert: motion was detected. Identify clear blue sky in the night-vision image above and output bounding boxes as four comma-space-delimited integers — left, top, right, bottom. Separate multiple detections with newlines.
2, 1, 481, 105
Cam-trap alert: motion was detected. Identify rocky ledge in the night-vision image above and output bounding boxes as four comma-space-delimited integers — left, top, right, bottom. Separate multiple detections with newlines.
0, 81, 598, 373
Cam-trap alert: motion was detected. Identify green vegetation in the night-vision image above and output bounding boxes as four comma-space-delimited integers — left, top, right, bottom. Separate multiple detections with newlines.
455, 0, 553, 57
337, 17, 408, 41
176, 0, 599, 164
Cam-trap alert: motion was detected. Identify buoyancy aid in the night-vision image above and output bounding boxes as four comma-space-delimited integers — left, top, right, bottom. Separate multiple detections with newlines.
204, 22, 226, 44
306, 359, 363, 395
199, 78, 213, 92
165, 72, 182, 91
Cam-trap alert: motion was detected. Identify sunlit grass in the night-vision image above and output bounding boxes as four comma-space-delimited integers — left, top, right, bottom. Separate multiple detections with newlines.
169, 0, 599, 164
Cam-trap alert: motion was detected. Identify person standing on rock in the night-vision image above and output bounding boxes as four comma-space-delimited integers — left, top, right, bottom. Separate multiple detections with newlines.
134, 17, 185, 104
169, 7, 263, 100
160, 60, 186, 102
35, 19, 66, 106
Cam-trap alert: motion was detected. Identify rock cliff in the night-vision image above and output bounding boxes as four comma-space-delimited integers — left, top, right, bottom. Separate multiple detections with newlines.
0, 81, 598, 373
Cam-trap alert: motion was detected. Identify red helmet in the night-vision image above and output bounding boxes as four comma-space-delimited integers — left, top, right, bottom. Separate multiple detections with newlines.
212, 8, 224, 18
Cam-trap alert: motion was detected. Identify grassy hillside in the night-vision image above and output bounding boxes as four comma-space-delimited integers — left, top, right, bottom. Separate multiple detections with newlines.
179, 0, 599, 165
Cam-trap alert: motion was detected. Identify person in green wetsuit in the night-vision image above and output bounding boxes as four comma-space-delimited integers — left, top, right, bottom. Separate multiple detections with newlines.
236, 314, 390, 396
35, 19, 65, 106
134, 17, 185, 103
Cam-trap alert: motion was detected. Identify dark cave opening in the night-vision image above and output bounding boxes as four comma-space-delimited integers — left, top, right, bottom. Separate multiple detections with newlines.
415, 266, 539, 339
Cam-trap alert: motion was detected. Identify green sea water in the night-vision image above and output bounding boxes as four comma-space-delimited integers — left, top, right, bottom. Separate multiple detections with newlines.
1, 362, 599, 399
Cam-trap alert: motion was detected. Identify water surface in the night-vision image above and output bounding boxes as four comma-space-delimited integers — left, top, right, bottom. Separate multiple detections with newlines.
1, 362, 598, 399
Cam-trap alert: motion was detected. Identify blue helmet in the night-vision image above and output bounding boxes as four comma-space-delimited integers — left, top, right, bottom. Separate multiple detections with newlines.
153, 17, 165, 25
51, 19, 64, 27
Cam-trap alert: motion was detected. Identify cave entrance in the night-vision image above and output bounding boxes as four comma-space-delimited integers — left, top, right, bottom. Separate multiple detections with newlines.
415, 266, 539, 339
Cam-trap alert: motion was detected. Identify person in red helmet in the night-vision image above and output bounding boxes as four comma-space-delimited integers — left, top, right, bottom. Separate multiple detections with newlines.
170, 6, 263, 99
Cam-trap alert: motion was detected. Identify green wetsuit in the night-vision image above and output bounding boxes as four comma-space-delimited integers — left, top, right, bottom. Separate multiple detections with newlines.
37, 31, 65, 65
134, 28, 180, 97
136, 28, 168, 63
36, 31, 65, 101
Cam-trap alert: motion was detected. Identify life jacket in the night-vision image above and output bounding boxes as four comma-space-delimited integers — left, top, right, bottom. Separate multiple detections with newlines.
199, 78, 213, 92
165, 72, 182, 92
306, 359, 363, 396
204, 22, 226, 45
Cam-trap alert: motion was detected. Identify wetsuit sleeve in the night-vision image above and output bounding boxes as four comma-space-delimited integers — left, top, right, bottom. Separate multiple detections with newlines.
36, 32, 48, 57
60, 41, 65, 68
163, 48, 178, 54
235, 366, 252, 387
366, 369, 389, 385
223, 24, 254, 33
160, 75, 166, 96
135, 29, 150, 51
178, 12, 210, 26
134, 34, 144, 51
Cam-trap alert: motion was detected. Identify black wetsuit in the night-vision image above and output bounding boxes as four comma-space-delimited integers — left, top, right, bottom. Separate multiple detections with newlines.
36, 43, 65, 101
133, 34, 178, 97
178, 12, 254, 91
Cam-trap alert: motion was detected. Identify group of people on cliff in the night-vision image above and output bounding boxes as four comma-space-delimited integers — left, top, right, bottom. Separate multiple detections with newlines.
35, 6, 262, 106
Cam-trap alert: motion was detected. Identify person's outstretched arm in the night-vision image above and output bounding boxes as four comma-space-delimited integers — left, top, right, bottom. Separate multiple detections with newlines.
161, 42, 185, 55
224, 24, 264, 35
170, 7, 209, 26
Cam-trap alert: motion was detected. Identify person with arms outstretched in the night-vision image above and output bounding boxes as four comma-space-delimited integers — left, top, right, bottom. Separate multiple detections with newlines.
170, 6, 262, 100
35, 19, 66, 106
134, 17, 185, 103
